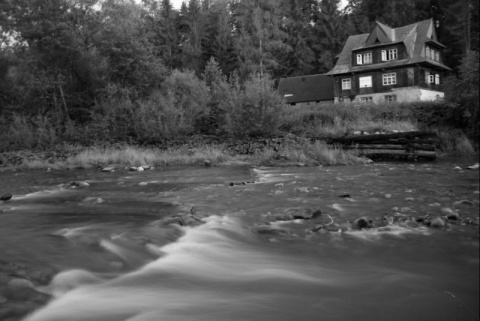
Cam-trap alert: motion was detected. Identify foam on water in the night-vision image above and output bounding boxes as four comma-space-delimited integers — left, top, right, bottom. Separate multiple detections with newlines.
25, 215, 348, 321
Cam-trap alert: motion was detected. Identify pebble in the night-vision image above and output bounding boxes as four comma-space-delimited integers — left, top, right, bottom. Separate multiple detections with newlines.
138, 182, 149, 186
405, 197, 415, 202
385, 194, 392, 199
101, 167, 115, 172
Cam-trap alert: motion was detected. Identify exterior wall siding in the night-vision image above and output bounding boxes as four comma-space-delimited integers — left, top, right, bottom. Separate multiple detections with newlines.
333, 66, 445, 103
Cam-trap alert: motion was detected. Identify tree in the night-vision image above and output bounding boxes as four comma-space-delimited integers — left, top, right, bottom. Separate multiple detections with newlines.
443, 50, 479, 139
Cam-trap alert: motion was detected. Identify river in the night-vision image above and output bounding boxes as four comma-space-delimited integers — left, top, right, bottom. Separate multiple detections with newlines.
0, 157, 478, 321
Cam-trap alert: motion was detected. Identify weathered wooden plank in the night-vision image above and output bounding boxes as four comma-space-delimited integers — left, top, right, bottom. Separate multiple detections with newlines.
355, 149, 436, 160
329, 131, 437, 144
345, 144, 435, 151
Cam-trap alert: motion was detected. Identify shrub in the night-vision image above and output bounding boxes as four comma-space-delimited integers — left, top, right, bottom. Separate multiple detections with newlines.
223, 74, 284, 138
162, 70, 210, 134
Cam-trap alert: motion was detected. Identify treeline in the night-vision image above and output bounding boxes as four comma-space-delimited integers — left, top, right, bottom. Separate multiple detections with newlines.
0, 0, 478, 146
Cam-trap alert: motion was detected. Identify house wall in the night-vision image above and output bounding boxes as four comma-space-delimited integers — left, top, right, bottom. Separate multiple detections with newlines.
333, 66, 445, 101
287, 100, 334, 107
352, 44, 408, 66
350, 87, 444, 103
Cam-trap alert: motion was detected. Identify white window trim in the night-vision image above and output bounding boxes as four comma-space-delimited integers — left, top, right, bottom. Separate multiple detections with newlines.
357, 54, 363, 65
381, 50, 387, 61
359, 76, 372, 88
382, 73, 397, 86
388, 49, 398, 60
342, 78, 351, 90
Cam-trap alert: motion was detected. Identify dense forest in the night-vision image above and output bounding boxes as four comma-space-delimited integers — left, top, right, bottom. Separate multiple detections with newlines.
0, 0, 478, 147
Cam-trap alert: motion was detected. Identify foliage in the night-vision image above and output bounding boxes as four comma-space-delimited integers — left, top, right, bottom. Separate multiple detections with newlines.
443, 51, 480, 140
223, 74, 284, 137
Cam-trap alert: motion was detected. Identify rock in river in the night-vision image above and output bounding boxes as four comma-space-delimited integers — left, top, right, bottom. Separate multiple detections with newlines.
1, 192, 12, 201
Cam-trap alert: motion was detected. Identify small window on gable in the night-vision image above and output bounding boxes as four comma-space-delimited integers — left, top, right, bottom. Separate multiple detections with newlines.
381, 50, 387, 61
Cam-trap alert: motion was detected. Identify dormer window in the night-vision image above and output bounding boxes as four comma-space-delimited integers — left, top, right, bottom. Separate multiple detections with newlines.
381, 48, 398, 61
426, 46, 440, 62
356, 52, 372, 65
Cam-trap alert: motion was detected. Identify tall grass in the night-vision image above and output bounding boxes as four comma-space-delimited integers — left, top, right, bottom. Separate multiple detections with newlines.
253, 140, 368, 166
280, 102, 419, 136
64, 145, 233, 168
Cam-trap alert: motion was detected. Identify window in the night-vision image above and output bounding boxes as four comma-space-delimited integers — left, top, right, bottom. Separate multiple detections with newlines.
342, 78, 351, 90
385, 95, 397, 102
381, 48, 398, 61
425, 71, 440, 85
359, 76, 372, 88
356, 52, 372, 65
382, 73, 397, 85
426, 46, 440, 62
357, 54, 363, 65
360, 96, 373, 102
388, 49, 397, 60
363, 52, 372, 64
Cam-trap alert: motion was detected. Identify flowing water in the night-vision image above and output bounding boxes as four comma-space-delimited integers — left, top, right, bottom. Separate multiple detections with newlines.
0, 157, 479, 321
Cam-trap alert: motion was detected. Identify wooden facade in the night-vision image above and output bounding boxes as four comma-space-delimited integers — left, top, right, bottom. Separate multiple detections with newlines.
327, 19, 451, 103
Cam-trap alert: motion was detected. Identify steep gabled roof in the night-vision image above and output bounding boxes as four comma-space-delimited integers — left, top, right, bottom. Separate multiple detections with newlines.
278, 74, 334, 103
327, 19, 451, 75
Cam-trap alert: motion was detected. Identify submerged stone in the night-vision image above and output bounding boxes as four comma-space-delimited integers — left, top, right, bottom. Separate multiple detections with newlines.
352, 217, 373, 230
429, 217, 445, 228
1, 193, 12, 201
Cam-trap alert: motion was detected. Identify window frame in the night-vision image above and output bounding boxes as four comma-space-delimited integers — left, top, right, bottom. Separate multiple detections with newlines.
382, 72, 397, 86
359, 75, 373, 88
342, 78, 352, 90
384, 95, 397, 102
360, 96, 373, 102
388, 49, 398, 60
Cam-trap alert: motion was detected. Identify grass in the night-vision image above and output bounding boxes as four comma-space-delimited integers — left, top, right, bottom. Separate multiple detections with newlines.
280, 103, 419, 137
253, 141, 369, 166
13, 141, 369, 170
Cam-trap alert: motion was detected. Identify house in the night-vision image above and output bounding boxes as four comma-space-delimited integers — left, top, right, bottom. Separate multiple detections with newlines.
326, 19, 451, 103
278, 74, 334, 107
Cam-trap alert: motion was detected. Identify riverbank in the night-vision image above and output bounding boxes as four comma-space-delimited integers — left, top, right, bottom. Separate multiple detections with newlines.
1, 129, 478, 171
0, 136, 372, 171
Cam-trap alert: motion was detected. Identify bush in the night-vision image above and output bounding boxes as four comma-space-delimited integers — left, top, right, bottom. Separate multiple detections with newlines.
223, 74, 284, 137
0, 114, 58, 151
162, 70, 210, 134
